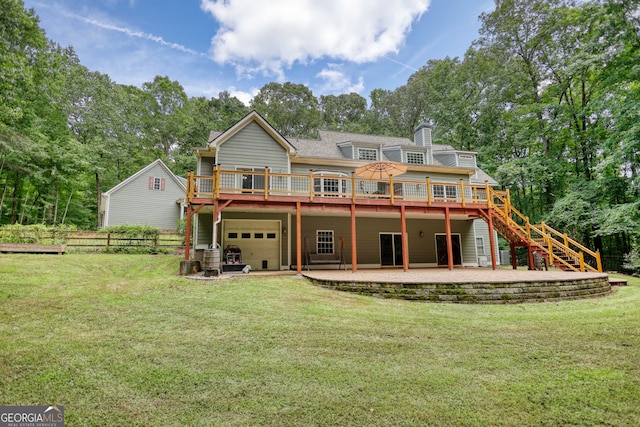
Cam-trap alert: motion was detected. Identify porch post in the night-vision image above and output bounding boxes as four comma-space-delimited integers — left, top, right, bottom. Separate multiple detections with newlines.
510, 243, 517, 270
527, 245, 535, 270
296, 201, 302, 274
487, 209, 497, 270
351, 203, 358, 272
184, 204, 192, 261
445, 207, 454, 270
400, 205, 409, 271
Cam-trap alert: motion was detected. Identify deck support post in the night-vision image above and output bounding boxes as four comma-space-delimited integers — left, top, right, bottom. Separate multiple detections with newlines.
296, 202, 302, 274
445, 207, 454, 271
401, 205, 409, 272
351, 204, 358, 272
184, 204, 192, 261
510, 243, 517, 270
487, 209, 497, 270
527, 245, 535, 270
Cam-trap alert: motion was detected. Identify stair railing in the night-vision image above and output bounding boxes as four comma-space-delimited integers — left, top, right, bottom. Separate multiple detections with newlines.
540, 222, 602, 272
486, 186, 602, 272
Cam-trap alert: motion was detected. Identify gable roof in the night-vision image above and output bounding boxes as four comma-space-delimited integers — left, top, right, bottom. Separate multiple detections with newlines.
102, 159, 186, 196
208, 110, 297, 155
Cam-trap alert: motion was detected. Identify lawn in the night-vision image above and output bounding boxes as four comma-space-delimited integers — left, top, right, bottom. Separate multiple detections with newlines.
1, 254, 638, 426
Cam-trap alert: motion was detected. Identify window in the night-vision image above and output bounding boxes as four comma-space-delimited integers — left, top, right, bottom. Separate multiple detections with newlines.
476, 237, 486, 256
357, 148, 378, 161
241, 233, 251, 239
316, 230, 334, 254
254, 233, 264, 239
238, 167, 265, 191
228, 232, 238, 239
148, 176, 165, 191
406, 152, 424, 164
313, 172, 347, 197
433, 184, 458, 200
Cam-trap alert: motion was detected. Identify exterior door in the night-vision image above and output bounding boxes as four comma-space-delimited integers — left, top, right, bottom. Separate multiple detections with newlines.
380, 233, 403, 266
436, 234, 462, 266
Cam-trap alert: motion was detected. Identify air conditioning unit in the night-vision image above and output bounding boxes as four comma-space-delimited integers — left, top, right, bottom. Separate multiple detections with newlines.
478, 256, 488, 267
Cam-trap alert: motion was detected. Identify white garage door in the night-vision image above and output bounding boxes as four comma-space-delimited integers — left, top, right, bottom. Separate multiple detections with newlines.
222, 220, 281, 271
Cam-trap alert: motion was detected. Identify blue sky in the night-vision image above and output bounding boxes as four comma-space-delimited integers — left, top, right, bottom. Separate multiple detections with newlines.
23, 0, 495, 104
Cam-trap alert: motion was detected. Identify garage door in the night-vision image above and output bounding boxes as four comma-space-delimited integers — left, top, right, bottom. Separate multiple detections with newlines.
222, 220, 281, 271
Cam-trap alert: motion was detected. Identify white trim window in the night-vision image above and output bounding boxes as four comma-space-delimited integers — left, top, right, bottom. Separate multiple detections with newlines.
313, 172, 347, 197
237, 167, 265, 191
432, 184, 458, 200
406, 151, 425, 165
316, 230, 334, 254
357, 148, 378, 161
476, 237, 486, 256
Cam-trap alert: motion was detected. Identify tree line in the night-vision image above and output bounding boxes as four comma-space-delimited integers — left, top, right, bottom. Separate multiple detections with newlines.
1, 0, 638, 271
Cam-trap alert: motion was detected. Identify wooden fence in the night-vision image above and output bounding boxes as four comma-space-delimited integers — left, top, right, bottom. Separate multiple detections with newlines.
0, 230, 185, 251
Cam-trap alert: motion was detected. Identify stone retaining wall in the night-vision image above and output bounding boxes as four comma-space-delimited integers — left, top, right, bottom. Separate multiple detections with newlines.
307, 276, 612, 303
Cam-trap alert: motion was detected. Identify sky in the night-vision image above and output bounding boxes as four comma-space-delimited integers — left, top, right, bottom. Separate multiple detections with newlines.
23, 0, 495, 105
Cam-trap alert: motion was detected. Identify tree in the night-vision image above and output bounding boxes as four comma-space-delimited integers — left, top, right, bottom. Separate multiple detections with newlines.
250, 82, 321, 138
320, 93, 368, 132
141, 76, 189, 159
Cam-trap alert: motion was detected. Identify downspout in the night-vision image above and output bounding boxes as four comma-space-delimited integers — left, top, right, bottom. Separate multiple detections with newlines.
212, 211, 222, 249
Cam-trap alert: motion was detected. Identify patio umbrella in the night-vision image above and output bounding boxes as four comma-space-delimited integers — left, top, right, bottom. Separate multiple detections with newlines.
355, 161, 408, 179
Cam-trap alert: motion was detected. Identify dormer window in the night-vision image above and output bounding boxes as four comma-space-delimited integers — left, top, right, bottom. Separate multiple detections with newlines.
406, 152, 425, 165
357, 148, 378, 161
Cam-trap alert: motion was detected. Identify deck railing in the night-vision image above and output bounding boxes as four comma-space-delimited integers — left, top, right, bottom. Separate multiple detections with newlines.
187, 168, 494, 206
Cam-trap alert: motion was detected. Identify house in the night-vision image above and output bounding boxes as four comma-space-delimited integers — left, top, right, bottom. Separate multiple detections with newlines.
101, 159, 186, 230
184, 111, 602, 273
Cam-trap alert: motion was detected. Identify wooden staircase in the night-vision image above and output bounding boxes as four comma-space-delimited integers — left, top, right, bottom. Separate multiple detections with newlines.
487, 188, 603, 273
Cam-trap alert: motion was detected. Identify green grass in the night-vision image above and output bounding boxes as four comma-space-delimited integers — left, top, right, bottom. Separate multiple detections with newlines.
1, 254, 639, 426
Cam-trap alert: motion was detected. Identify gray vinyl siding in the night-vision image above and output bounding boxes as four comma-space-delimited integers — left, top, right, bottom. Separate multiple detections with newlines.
459, 221, 477, 265
415, 127, 432, 147
382, 149, 402, 162
473, 218, 499, 263
291, 163, 356, 176
217, 122, 289, 173
199, 156, 215, 176
106, 163, 183, 230
433, 152, 457, 167
339, 145, 353, 159
458, 154, 476, 168
196, 213, 213, 248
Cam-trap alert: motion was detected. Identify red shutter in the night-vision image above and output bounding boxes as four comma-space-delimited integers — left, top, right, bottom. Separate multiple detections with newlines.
160, 178, 166, 191
148, 176, 154, 190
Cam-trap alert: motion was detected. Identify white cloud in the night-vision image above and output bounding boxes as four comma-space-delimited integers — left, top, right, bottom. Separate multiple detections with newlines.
229, 87, 260, 106
201, 0, 430, 77
316, 64, 364, 94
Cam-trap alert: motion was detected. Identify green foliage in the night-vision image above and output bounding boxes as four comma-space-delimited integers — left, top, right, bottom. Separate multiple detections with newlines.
99, 224, 160, 238
250, 82, 321, 137
623, 247, 640, 276
0, 223, 76, 243
100, 245, 170, 254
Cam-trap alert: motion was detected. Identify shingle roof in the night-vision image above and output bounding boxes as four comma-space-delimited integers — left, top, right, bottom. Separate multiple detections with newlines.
289, 130, 450, 163
316, 130, 414, 146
